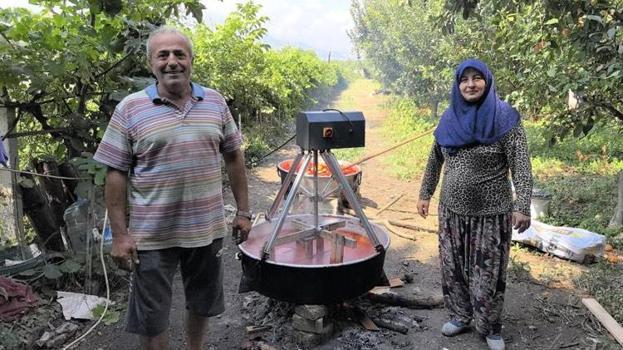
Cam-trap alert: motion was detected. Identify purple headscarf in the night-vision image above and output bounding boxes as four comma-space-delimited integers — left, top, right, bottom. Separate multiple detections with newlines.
0, 137, 8, 167
434, 59, 519, 151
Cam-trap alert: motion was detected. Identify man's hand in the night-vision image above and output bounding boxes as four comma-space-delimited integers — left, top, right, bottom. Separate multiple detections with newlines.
232, 215, 252, 244
417, 199, 430, 218
512, 211, 531, 233
111, 234, 139, 271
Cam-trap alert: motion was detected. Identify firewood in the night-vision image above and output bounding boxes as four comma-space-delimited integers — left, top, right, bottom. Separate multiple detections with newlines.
348, 305, 380, 331
377, 193, 405, 215
245, 325, 272, 335
389, 277, 404, 288
367, 291, 444, 309
381, 220, 417, 241
582, 298, 623, 346
387, 219, 437, 234
369, 317, 409, 334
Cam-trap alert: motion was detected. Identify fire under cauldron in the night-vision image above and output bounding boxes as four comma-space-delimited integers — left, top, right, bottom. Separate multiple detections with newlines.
238, 110, 390, 304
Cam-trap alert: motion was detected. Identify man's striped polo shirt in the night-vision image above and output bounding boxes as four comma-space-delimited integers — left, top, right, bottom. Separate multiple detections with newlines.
94, 82, 242, 250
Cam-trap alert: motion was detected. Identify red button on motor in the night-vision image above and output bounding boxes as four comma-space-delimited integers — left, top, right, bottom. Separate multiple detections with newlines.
323, 127, 334, 138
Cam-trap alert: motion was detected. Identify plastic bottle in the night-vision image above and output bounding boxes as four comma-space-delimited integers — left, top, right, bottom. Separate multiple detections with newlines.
63, 198, 90, 259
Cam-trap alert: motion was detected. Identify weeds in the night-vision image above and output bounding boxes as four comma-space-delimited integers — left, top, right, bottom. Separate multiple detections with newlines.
574, 261, 623, 324
508, 247, 532, 283
333, 148, 365, 162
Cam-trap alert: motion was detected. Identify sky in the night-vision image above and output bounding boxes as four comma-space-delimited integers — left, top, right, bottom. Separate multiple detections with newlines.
0, 0, 357, 60
203, 0, 356, 60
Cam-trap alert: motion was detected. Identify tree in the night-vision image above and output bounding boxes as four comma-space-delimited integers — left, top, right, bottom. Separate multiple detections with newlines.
0, 0, 205, 160
191, 2, 341, 126
440, 0, 623, 137
349, 0, 453, 117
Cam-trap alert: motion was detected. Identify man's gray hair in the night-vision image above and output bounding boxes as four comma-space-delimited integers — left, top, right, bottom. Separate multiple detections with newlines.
146, 26, 194, 59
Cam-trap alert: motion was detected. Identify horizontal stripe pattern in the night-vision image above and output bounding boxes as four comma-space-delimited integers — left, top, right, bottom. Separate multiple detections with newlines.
94, 83, 242, 250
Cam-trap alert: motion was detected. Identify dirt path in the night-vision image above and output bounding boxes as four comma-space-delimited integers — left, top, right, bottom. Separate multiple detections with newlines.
81, 80, 601, 350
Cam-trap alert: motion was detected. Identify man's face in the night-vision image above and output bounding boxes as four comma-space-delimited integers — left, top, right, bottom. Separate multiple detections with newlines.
459, 68, 486, 103
148, 32, 193, 94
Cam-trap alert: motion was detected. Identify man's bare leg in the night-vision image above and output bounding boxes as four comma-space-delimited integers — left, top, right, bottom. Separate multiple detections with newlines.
186, 312, 209, 350
140, 331, 168, 350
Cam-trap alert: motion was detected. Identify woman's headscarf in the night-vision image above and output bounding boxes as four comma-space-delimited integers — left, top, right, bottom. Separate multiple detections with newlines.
0, 137, 8, 167
433, 59, 520, 152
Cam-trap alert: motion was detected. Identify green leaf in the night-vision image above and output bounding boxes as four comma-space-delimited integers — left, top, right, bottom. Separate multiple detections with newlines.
94, 170, 106, 186
43, 264, 63, 279
91, 304, 120, 325
585, 15, 603, 24
186, 3, 204, 23
544, 18, 558, 25
18, 178, 36, 188
59, 260, 82, 274
607, 70, 621, 79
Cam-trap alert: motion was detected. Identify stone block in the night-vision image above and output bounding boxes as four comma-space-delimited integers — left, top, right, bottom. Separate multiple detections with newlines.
293, 323, 334, 349
294, 304, 328, 320
292, 314, 325, 333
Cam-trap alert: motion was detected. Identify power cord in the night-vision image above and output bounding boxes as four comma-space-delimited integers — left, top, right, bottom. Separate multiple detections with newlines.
322, 108, 354, 133
62, 210, 111, 350
246, 134, 296, 167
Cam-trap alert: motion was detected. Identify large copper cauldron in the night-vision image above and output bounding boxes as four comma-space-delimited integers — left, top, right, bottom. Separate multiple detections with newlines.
238, 214, 390, 304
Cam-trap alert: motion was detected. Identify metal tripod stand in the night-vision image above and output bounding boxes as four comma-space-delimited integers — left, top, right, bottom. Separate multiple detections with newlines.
260, 149, 383, 262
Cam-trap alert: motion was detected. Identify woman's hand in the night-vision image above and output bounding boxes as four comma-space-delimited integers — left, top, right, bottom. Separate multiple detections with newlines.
417, 199, 430, 218
512, 211, 531, 233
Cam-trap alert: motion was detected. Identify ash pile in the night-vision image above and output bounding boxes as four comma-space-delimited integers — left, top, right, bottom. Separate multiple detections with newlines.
240, 275, 436, 350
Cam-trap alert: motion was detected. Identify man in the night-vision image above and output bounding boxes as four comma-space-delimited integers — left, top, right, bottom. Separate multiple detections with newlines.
94, 27, 252, 350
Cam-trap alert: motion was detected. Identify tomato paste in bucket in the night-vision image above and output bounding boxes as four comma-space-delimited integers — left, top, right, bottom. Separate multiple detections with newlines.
276, 159, 362, 208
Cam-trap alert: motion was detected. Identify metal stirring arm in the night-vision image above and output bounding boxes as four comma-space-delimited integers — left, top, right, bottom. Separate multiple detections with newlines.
321, 151, 383, 250
262, 152, 312, 259
266, 151, 305, 220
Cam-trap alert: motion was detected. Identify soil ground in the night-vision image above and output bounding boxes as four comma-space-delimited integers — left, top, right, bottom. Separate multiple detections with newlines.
76, 80, 618, 350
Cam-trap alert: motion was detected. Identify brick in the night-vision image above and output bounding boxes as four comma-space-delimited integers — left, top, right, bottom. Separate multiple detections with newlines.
293, 323, 334, 349
292, 314, 325, 333
294, 304, 328, 320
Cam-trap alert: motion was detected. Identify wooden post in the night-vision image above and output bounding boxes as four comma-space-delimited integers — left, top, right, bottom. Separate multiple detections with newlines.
609, 171, 623, 228
0, 107, 27, 258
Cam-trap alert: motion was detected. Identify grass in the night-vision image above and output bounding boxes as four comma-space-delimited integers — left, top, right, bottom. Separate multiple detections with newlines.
332, 147, 365, 163
574, 261, 623, 324
525, 120, 623, 239
381, 98, 436, 180
507, 247, 533, 283
328, 78, 381, 162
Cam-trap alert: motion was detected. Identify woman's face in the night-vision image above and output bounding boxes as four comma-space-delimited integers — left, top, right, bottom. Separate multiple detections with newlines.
459, 68, 486, 103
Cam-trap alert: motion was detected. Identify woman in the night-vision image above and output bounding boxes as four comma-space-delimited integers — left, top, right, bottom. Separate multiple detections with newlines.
417, 59, 532, 350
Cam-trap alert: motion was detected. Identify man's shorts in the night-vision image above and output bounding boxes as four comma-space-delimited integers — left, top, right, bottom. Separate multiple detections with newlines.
125, 238, 225, 336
